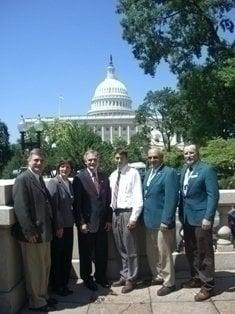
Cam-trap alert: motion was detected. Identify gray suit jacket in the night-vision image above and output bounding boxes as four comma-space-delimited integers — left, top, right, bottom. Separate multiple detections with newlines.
47, 175, 74, 229
12, 169, 53, 242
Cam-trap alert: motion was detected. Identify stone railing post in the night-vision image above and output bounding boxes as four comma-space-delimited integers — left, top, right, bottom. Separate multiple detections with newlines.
0, 180, 26, 314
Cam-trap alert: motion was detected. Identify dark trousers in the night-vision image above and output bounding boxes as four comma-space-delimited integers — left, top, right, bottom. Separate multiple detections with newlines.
112, 211, 138, 282
183, 223, 215, 287
50, 227, 74, 289
78, 228, 108, 282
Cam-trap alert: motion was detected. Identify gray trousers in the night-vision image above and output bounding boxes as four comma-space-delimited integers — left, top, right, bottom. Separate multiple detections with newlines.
112, 211, 138, 282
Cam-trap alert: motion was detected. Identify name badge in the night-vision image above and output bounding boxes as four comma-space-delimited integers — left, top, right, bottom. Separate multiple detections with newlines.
191, 174, 198, 178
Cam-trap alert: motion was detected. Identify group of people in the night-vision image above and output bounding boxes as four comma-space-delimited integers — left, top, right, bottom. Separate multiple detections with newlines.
12, 144, 219, 312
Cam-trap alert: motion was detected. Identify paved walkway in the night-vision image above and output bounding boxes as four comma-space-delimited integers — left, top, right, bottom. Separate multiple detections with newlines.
20, 271, 235, 314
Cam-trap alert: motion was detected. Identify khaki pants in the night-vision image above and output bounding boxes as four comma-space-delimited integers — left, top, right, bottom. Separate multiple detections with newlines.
146, 228, 175, 287
20, 241, 51, 308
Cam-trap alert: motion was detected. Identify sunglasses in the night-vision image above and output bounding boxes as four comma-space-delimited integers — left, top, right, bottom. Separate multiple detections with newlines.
148, 156, 159, 160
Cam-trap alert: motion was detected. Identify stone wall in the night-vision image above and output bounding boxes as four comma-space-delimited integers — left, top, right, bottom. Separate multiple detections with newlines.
0, 179, 234, 313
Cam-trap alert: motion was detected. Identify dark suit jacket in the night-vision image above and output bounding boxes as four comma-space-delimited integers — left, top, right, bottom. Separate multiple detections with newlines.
179, 161, 219, 226
12, 169, 53, 242
47, 175, 74, 230
73, 169, 112, 233
143, 164, 179, 229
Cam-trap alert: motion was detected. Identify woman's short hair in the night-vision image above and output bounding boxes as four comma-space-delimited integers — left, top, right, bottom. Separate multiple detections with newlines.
56, 159, 73, 173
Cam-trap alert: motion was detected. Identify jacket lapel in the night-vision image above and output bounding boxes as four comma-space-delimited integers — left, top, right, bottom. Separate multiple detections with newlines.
56, 175, 73, 197
187, 161, 201, 194
84, 169, 98, 195
145, 164, 165, 196
27, 169, 47, 196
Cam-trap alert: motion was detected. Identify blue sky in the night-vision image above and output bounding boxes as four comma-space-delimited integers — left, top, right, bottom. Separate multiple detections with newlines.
0, 0, 178, 143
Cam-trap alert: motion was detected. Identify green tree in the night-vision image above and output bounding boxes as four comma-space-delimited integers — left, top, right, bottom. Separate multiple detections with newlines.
200, 137, 235, 177
128, 132, 150, 162
0, 121, 11, 176
178, 62, 235, 143
42, 121, 114, 175
117, 0, 234, 75
135, 88, 183, 150
1, 145, 24, 179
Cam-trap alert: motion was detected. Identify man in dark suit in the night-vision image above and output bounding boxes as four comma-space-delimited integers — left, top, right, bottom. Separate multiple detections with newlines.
73, 149, 112, 291
143, 147, 178, 296
179, 144, 219, 301
12, 148, 56, 312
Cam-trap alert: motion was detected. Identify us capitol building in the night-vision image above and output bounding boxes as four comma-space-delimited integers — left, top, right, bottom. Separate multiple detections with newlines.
23, 57, 179, 146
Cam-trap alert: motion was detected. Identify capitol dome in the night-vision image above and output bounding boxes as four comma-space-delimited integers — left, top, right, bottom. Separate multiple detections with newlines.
88, 57, 133, 116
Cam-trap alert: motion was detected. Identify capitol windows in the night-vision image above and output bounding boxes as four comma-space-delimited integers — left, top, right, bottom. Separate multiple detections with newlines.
106, 127, 109, 131
122, 127, 126, 131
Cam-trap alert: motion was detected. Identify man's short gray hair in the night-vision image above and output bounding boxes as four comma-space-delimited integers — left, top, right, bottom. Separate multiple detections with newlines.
83, 149, 99, 161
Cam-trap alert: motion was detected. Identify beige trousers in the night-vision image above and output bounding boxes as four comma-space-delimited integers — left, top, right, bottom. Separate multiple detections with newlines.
20, 241, 51, 308
146, 228, 175, 287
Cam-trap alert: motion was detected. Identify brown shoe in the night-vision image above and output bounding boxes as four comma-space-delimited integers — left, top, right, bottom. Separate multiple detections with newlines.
151, 278, 164, 285
194, 287, 214, 301
157, 285, 176, 296
121, 280, 136, 293
181, 278, 202, 289
112, 278, 126, 287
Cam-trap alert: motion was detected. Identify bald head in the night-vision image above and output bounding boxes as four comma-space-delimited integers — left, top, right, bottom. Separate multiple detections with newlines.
183, 144, 199, 166
147, 147, 164, 168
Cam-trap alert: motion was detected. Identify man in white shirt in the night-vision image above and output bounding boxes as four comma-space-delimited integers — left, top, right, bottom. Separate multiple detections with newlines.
110, 149, 143, 293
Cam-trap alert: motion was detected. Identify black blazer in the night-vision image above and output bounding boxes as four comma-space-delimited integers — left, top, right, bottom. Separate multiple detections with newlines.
73, 169, 112, 233
12, 169, 53, 242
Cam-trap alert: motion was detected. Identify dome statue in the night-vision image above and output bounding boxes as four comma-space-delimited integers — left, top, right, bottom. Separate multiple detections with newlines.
88, 56, 133, 116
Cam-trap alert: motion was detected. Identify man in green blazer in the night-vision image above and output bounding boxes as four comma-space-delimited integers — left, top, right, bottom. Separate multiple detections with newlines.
179, 144, 219, 301
13, 148, 56, 312
143, 147, 179, 296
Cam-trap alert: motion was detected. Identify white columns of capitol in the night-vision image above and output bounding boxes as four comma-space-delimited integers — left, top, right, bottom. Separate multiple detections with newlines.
118, 125, 121, 137
127, 125, 130, 144
110, 126, 113, 144
101, 126, 104, 141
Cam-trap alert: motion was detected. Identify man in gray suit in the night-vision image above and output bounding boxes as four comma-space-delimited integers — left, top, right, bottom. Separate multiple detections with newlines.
179, 144, 219, 301
13, 148, 56, 312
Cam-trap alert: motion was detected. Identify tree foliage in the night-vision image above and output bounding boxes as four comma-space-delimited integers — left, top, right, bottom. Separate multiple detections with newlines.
178, 62, 235, 143
0, 121, 11, 176
135, 88, 184, 150
117, 0, 234, 75
42, 121, 114, 175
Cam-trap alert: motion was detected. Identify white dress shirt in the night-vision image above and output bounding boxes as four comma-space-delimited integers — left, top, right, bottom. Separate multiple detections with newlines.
109, 165, 143, 222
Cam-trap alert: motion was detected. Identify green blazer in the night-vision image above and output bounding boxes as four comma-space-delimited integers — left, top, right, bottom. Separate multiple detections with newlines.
143, 164, 179, 229
179, 161, 219, 226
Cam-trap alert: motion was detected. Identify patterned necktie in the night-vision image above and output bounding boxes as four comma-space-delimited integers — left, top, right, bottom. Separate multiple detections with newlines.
112, 170, 121, 209
91, 171, 100, 194
183, 166, 193, 195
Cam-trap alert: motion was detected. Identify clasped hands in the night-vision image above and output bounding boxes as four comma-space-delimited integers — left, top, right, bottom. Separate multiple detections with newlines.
80, 222, 112, 234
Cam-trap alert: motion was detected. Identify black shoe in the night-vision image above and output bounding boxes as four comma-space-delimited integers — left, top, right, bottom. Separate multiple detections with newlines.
29, 304, 56, 312
64, 286, 73, 294
194, 287, 214, 301
47, 297, 58, 305
96, 279, 111, 288
121, 280, 136, 293
84, 279, 98, 291
181, 278, 202, 289
55, 287, 70, 296
157, 285, 176, 296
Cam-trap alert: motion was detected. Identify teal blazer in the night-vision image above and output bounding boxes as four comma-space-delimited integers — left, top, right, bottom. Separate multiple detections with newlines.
179, 161, 219, 226
143, 164, 179, 229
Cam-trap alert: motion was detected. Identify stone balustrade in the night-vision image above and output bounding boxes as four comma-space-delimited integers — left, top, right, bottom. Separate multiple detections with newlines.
0, 179, 234, 313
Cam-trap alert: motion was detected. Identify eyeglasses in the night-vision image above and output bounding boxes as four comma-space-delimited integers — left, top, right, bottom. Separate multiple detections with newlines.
148, 156, 159, 160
